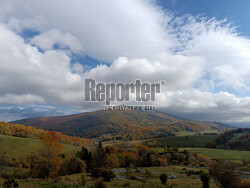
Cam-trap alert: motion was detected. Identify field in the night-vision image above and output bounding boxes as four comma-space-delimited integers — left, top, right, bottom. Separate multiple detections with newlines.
146, 134, 219, 148
0, 134, 80, 157
0, 165, 221, 188
183, 148, 250, 161
1, 134, 249, 188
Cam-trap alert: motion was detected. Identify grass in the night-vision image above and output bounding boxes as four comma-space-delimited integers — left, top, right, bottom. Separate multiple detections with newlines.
147, 135, 219, 148
0, 134, 80, 158
183, 148, 250, 160
0, 165, 221, 188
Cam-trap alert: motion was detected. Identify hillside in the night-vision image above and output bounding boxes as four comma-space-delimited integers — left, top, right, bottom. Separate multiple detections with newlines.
145, 134, 219, 148
209, 128, 250, 150
184, 148, 250, 161
0, 134, 80, 158
12, 110, 232, 140
0, 122, 92, 146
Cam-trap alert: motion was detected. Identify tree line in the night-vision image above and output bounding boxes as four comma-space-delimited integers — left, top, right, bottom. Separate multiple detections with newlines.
0, 122, 92, 146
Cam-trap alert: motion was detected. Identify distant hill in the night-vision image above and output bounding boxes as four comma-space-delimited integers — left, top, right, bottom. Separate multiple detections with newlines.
12, 110, 232, 140
206, 128, 250, 151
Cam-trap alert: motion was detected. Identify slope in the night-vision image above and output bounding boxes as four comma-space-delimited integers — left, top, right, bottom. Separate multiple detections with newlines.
12, 110, 232, 139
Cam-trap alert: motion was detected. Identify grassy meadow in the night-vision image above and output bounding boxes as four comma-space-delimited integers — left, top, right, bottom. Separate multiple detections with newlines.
147, 134, 219, 148
0, 134, 80, 157
183, 148, 250, 161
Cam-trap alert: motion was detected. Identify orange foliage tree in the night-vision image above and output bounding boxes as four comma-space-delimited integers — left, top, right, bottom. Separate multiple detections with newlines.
0, 122, 93, 146
29, 131, 63, 178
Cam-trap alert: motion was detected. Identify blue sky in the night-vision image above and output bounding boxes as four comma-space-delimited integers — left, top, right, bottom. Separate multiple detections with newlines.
21, 0, 250, 69
0, 0, 250, 127
158, 0, 250, 37
19, 1, 250, 67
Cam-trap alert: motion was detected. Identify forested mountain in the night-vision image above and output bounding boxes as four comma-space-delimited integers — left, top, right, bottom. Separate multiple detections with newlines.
12, 110, 232, 140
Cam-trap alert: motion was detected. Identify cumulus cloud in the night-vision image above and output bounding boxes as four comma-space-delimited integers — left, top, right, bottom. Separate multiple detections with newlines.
175, 16, 250, 92
0, 0, 170, 62
31, 29, 84, 54
157, 90, 250, 125
0, 1, 250, 126
0, 94, 45, 105
0, 23, 84, 106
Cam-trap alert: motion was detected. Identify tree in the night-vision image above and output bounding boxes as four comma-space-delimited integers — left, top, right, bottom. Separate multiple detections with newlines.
60, 157, 86, 175
91, 167, 115, 181
104, 154, 120, 168
160, 173, 168, 185
200, 171, 210, 188
30, 132, 62, 178
96, 141, 105, 167
3, 178, 19, 188
95, 178, 107, 188
209, 160, 240, 188
80, 171, 87, 186
123, 152, 137, 167
126, 163, 136, 180
76, 147, 92, 164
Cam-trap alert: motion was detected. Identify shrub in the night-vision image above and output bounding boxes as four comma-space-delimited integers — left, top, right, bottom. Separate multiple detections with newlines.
238, 180, 250, 188
160, 173, 168, 185
3, 178, 19, 188
200, 171, 210, 188
209, 160, 241, 188
126, 163, 136, 180
145, 169, 152, 174
154, 158, 167, 166
199, 162, 207, 167
95, 178, 107, 188
60, 157, 86, 175
80, 171, 87, 186
104, 154, 120, 168
92, 168, 115, 181
205, 142, 217, 148
171, 160, 179, 164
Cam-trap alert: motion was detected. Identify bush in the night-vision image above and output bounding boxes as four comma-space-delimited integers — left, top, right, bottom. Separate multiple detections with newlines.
60, 157, 86, 175
199, 162, 207, 167
200, 171, 210, 188
209, 160, 241, 188
145, 169, 152, 174
160, 173, 168, 185
126, 163, 136, 180
154, 158, 167, 166
171, 160, 179, 164
104, 154, 120, 168
95, 178, 107, 188
80, 171, 87, 186
238, 181, 250, 188
3, 178, 19, 188
92, 168, 115, 181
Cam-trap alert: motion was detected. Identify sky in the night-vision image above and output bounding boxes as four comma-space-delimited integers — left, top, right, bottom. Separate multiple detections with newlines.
0, 0, 250, 127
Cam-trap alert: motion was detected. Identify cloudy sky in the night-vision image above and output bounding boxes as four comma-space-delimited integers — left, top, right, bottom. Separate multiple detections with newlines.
0, 0, 250, 127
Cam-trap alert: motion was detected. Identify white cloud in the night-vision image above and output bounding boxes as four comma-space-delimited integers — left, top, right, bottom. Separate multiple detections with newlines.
0, 1, 250, 126
175, 16, 250, 92
0, 94, 45, 105
0, 0, 170, 62
31, 29, 84, 54
0, 23, 84, 106
157, 90, 250, 124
